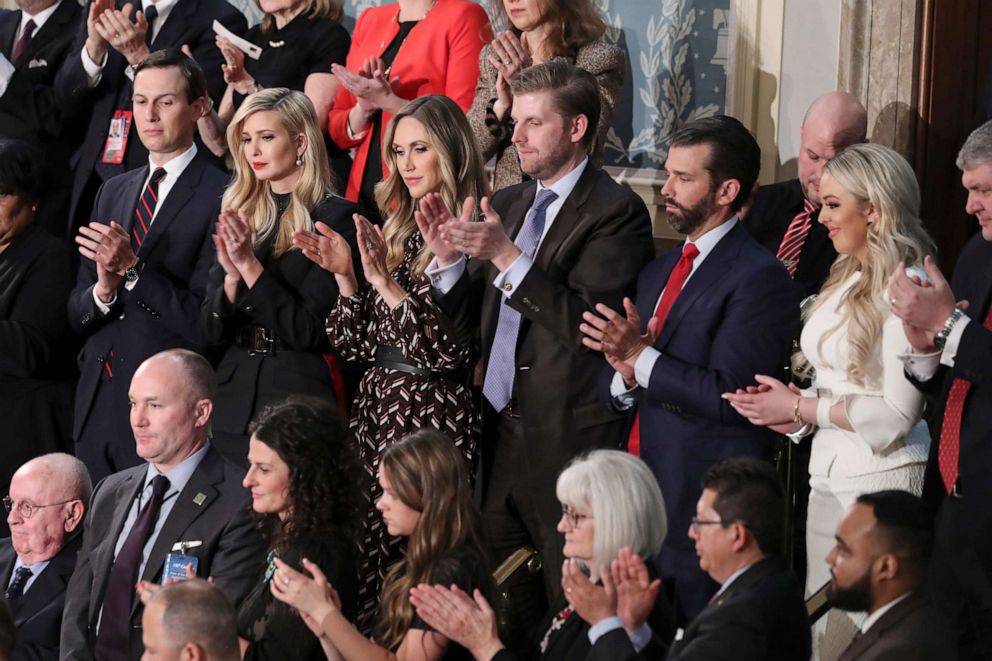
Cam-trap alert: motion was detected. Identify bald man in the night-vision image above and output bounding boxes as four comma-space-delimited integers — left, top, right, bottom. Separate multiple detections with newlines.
743, 91, 868, 298
141, 580, 239, 661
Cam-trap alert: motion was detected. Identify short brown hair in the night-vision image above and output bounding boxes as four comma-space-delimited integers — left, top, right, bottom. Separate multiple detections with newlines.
510, 61, 600, 152
134, 48, 208, 103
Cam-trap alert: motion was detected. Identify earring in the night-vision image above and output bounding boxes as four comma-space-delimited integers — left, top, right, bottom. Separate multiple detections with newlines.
295, 155, 303, 166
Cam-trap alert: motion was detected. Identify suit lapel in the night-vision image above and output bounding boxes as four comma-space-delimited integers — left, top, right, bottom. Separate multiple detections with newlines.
13, 532, 82, 625
118, 166, 149, 237
0, 11, 19, 61
137, 156, 207, 259
90, 470, 146, 620
0, 543, 15, 590
532, 163, 598, 271
637, 252, 679, 329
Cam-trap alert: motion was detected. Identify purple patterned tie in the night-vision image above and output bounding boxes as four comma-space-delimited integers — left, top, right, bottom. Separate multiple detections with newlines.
482, 188, 558, 412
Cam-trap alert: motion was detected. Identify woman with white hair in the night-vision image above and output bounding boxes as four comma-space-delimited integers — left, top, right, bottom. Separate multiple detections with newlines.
407, 449, 672, 660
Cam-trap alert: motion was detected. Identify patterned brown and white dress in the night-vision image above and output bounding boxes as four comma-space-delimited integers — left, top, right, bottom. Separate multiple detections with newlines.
325, 231, 478, 629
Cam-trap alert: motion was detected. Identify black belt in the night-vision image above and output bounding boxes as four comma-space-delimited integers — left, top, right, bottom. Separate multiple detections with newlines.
235, 326, 286, 356
373, 346, 467, 382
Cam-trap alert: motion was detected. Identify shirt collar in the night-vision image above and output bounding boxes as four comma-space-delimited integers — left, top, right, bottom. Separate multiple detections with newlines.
684, 216, 738, 263
142, 0, 180, 22
715, 560, 752, 597
147, 143, 197, 181
12, 556, 50, 578
143, 442, 210, 497
861, 590, 913, 633
20, 0, 61, 32
536, 156, 589, 204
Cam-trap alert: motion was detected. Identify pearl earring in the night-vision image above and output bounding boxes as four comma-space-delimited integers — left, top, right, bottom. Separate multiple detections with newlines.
296, 155, 303, 166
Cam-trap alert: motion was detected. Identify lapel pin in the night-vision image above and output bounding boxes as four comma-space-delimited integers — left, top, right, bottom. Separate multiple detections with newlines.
193, 492, 207, 506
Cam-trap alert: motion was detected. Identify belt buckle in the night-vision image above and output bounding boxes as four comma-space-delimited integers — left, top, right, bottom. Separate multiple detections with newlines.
247, 327, 275, 356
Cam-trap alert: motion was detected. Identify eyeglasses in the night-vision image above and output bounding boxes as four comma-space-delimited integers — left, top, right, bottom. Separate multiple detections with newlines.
3, 496, 76, 519
561, 505, 593, 528
690, 517, 727, 533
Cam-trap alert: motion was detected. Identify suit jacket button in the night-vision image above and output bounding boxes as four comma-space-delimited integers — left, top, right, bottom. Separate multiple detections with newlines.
533, 305, 541, 312
244, 305, 254, 312
118, 312, 125, 320
212, 312, 220, 319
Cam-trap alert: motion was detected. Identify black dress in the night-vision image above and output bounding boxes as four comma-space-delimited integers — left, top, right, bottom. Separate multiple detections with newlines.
238, 532, 358, 661
202, 192, 360, 463
0, 225, 76, 535
236, 14, 352, 187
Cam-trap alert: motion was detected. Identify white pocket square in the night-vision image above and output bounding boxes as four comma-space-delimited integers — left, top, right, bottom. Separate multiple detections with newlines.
27, 58, 47, 69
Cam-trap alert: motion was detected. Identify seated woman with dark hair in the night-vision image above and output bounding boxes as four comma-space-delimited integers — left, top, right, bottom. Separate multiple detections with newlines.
0, 138, 76, 534
236, 397, 363, 660
269, 428, 491, 660
409, 450, 673, 660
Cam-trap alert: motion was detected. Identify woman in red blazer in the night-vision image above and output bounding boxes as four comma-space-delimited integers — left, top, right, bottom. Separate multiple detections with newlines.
328, 0, 491, 213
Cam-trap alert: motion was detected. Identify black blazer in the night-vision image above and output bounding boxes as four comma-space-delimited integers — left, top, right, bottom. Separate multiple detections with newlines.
59, 445, 265, 661
663, 557, 810, 661
0, 532, 81, 661
434, 162, 655, 496
67, 151, 226, 448
53, 0, 246, 233
837, 589, 956, 661
743, 178, 836, 299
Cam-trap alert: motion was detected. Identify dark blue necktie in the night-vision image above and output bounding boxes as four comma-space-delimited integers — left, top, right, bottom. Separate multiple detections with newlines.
5, 566, 32, 611
482, 188, 558, 412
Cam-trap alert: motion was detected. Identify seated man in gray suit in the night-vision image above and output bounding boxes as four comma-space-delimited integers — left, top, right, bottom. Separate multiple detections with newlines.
60, 349, 264, 661
831, 491, 955, 661
1, 453, 90, 661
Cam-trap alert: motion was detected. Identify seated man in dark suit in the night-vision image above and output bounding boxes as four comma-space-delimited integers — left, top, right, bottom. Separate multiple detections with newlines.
0, 0, 84, 238
1, 453, 89, 661
582, 115, 799, 625
743, 91, 867, 298
585, 459, 810, 661
141, 579, 239, 661
829, 490, 954, 661
68, 48, 228, 483
59, 349, 264, 661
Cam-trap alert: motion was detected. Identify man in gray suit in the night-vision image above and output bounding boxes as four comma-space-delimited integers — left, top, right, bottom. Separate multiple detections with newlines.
59, 349, 264, 661
830, 491, 954, 661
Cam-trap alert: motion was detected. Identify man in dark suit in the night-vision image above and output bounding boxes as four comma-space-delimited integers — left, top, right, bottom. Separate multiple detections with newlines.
1, 453, 90, 661
889, 119, 992, 659
0, 0, 83, 238
581, 115, 799, 625
743, 91, 867, 298
827, 491, 954, 661
585, 459, 809, 661
54, 0, 244, 236
418, 61, 654, 643
68, 49, 227, 482
59, 349, 264, 661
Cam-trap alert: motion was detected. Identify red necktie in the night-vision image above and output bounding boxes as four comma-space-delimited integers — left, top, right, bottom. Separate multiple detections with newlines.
938, 307, 992, 492
132, 168, 167, 250
11, 19, 35, 64
627, 242, 701, 456
776, 200, 817, 278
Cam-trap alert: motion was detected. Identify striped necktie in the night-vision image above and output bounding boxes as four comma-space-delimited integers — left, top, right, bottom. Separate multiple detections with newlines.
775, 199, 818, 278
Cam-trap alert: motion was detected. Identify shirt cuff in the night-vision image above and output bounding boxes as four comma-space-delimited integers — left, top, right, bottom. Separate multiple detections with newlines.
634, 347, 661, 389
81, 47, 106, 87
629, 622, 653, 653
898, 347, 941, 382
426, 255, 466, 295
492, 253, 531, 298
940, 315, 970, 367
0, 54, 14, 98
587, 616, 624, 645
610, 371, 637, 409
93, 287, 116, 313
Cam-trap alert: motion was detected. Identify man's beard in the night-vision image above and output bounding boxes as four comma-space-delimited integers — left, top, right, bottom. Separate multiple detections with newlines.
826, 568, 872, 612
665, 194, 716, 236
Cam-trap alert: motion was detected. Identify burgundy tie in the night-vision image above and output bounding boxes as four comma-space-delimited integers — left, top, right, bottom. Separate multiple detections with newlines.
11, 19, 35, 64
627, 242, 701, 456
776, 200, 817, 278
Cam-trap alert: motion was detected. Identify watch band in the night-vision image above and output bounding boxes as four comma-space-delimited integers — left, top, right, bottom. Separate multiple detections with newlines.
934, 309, 964, 349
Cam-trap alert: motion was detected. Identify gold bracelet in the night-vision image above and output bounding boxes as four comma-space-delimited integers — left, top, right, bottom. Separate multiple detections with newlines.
793, 396, 803, 424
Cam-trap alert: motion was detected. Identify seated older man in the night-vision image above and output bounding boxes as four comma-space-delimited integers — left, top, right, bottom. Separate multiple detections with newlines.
1, 453, 90, 661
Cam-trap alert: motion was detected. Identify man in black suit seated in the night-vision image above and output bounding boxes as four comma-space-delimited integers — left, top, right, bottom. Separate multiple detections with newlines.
743, 91, 867, 298
888, 119, 992, 659
59, 349, 264, 661
0, 453, 89, 661
828, 491, 954, 661
68, 49, 228, 483
141, 579, 239, 661
585, 458, 810, 660
0, 0, 83, 238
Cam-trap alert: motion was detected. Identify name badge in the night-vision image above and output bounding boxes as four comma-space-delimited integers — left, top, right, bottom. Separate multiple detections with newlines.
163, 553, 199, 582
100, 110, 132, 164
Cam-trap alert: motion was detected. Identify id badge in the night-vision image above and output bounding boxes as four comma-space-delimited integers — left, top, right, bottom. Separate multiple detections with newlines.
163, 553, 199, 582
100, 110, 133, 164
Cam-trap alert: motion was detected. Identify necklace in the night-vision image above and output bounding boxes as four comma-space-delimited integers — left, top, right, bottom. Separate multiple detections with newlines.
380, 0, 436, 49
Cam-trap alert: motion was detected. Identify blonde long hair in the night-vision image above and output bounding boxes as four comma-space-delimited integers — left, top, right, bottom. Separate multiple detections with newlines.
223, 88, 334, 257
812, 143, 935, 386
374, 95, 489, 277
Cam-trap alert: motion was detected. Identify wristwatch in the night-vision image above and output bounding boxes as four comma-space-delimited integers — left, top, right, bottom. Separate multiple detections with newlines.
934, 308, 965, 349
124, 261, 141, 284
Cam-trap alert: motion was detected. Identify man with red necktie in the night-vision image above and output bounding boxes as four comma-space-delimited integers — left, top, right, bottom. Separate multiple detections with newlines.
581, 116, 799, 627
68, 49, 228, 483
742, 91, 867, 299
889, 119, 992, 659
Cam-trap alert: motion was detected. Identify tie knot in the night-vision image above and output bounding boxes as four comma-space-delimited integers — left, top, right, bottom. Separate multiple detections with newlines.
23, 19, 36, 37
150, 474, 170, 498
144, 2, 158, 23
533, 189, 558, 213
14, 566, 31, 581
682, 242, 700, 260
151, 168, 167, 186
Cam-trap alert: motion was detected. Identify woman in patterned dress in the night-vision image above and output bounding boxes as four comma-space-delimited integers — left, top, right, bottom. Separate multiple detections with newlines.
292, 93, 489, 628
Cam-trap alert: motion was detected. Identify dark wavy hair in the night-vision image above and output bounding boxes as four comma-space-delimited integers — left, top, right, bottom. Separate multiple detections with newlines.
248, 397, 363, 553
488, 0, 606, 59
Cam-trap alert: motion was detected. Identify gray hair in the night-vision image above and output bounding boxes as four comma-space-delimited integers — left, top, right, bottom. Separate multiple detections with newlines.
18, 453, 92, 506
957, 120, 992, 170
556, 450, 667, 573
150, 579, 239, 660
